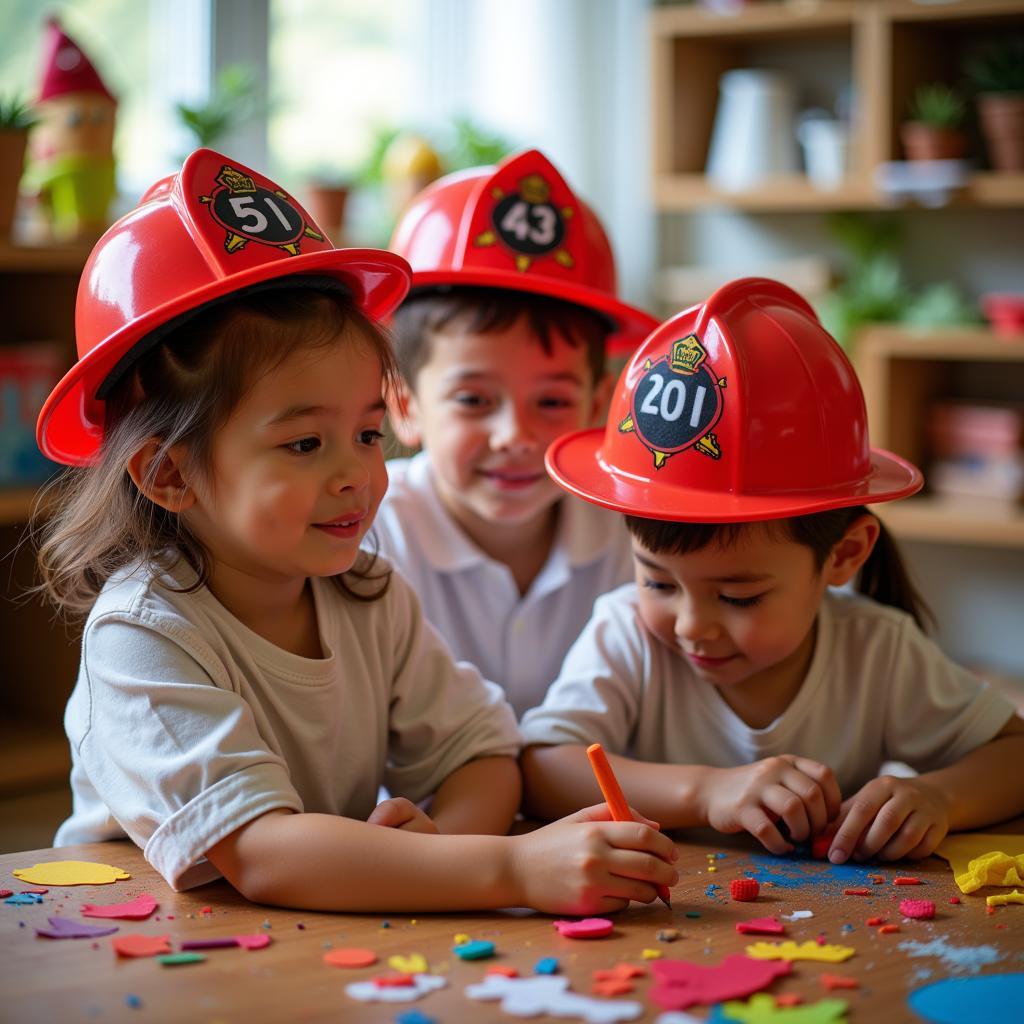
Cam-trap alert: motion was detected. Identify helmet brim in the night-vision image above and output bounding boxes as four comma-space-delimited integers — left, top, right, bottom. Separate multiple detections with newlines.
546, 427, 924, 523
37, 248, 410, 466
408, 268, 658, 356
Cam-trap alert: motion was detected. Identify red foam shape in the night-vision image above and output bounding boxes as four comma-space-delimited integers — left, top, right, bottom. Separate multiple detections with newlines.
552, 917, 613, 939
894, 876, 922, 885
112, 934, 171, 958
821, 973, 859, 990
735, 917, 785, 935
730, 878, 760, 902
811, 824, 838, 859
649, 954, 791, 1011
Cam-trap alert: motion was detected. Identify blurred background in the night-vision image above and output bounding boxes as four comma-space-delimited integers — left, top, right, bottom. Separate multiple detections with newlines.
1, 0, 1023, 850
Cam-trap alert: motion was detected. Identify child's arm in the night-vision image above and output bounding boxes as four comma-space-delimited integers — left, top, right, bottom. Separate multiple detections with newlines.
428, 755, 521, 835
206, 802, 679, 914
829, 715, 1024, 864
522, 743, 841, 855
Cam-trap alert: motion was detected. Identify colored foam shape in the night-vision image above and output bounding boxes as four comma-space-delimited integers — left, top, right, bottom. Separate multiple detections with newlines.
745, 941, 855, 963
35, 916, 119, 939
713, 992, 848, 1022
235, 933, 271, 949
5, 893, 43, 905
324, 947, 378, 968
649, 954, 791, 1011
80, 893, 157, 919
934, 834, 1024, 894
985, 888, 1024, 907
907, 973, 1024, 1024
900, 899, 936, 919
453, 940, 495, 960
112, 934, 171, 957
159, 953, 206, 966
12, 860, 130, 886
389, 953, 428, 974
180, 937, 238, 950
345, 973, 446, 1003
553, 917, 614, 939
465, 974, 643, 1023
736, 917, 785, 936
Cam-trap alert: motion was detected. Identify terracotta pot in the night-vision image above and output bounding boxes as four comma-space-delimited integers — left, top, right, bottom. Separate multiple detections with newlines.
900, 121, 968, 162
0, 129, 28, 239
304, 182, 350, 243
978, 93, 1024, 172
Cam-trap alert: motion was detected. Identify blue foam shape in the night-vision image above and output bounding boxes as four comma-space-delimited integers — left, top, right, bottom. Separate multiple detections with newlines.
908, 973, 1024, 1023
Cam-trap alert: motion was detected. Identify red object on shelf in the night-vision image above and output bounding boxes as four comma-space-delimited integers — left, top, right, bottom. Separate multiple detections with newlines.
982, 293, 1024, 339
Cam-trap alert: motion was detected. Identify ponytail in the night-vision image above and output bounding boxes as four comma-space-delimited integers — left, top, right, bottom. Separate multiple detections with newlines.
855, 517, 933, 631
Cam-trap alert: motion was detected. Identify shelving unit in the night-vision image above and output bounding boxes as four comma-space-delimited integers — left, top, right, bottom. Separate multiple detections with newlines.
0, 240, 86, 796
855, 325, 1024, 549
650, 0, 1024, 211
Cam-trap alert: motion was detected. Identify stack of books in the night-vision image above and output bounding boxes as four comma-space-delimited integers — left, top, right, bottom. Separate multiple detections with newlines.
926, 401, 1024, 505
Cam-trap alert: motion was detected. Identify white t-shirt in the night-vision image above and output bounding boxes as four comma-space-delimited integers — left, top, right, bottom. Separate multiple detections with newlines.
371, 452, 635, 718
55, 558, 520, 891
520, 584, 1015, 797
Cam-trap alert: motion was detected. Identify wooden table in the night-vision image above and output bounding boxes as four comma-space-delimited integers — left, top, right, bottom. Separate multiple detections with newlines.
1, 829, 1021, 1023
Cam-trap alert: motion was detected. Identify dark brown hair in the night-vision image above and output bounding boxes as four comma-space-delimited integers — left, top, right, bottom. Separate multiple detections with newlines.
35, 286, 398, 618
391, 286, 612, 387
625, 506, 932, 630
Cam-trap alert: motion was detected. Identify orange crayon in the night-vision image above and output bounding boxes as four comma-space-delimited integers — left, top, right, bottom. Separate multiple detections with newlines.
586, 742, 673, 909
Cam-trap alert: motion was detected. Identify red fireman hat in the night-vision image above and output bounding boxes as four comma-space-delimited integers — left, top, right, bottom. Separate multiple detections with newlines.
389, 149, 657, 355
37, 148, 411, 467
546, 278, 923, 522
37, 17, 116, 105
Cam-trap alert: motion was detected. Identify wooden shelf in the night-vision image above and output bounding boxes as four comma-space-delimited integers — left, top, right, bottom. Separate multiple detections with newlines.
653, 171, 1024, 212
0, 719, 70, 796
0, 241, 89, 273
650, 0, 1024, 212
877, 495, 1024, 549
858, 325, 1024, 361
0, 488, 40, 527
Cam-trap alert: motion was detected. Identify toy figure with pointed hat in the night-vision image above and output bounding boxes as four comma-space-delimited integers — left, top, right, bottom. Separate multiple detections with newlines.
23, 16, 117, 242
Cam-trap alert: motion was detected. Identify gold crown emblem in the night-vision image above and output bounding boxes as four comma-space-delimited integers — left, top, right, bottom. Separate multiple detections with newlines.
216, 165, 257, 194
670, 335, 707, 375
519, 173, 551, 205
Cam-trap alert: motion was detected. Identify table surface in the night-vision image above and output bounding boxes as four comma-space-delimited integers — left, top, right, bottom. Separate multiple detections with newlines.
1, 828, 1021, 1024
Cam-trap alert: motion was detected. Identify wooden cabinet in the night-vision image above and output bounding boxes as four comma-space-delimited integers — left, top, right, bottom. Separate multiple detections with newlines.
650, 0, 1024, 210
855, 325, 1024, 548
0, 241, 87, 796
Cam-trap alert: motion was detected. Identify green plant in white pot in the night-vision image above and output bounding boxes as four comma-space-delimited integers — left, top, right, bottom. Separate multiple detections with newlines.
0, 94, 36, 240
965, 39, 1024, 172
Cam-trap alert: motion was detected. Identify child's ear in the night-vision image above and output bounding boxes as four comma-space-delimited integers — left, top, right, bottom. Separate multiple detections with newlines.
587, 372, 615, 426
387, 379, 422, 449
126, 440, 196, 513
824, 513, 880, 587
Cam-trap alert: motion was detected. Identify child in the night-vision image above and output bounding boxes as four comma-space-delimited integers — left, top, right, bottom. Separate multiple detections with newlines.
374, 149, 659, 717
34, 149, 678, 913
521, 278, 1024, 865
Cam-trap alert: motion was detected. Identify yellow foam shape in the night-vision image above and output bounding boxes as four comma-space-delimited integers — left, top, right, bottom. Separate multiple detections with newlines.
641, 948, 662, 960
956, 852, 1024, 895
935, 834, 1024, 894
720, 993, 849, 1023
746, 940, 855, 963
388, 953, 428, 974
986, 889, 1024, 907
12, 860, 131, 886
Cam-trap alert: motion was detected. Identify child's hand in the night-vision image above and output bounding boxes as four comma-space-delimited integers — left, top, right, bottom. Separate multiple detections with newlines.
702, 756, 842, 855
367, 797, 440, 835
508, 803, 679, 916
827, 775, 951, 864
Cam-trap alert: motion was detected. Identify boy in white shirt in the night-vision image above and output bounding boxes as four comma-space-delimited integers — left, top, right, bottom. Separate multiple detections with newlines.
374, 150, 658, 717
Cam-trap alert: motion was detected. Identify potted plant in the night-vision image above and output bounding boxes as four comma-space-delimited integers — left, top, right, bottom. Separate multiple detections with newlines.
0, 94, 36, 240
901, 83, 968, 161
175, 63, 258, 159
965, 39, 1024, 172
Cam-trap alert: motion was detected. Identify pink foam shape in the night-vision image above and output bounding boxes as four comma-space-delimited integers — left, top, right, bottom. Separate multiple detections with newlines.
649, 954, 791, 1010
234, 933, 272, 950
552, 918, 614, 939
735, 917, 786, 935
80, 893, 158, 919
